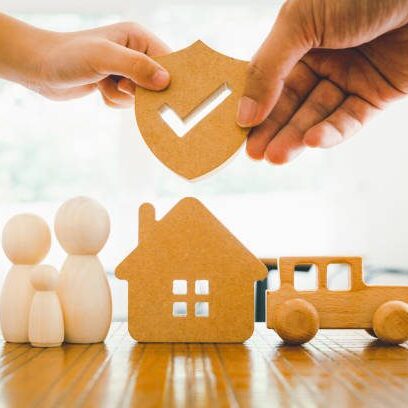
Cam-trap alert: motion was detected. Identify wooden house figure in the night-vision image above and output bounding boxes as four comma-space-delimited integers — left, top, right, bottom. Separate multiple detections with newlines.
116, 197, 267, 343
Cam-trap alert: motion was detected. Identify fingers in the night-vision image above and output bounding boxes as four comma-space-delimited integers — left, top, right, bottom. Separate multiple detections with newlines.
265, 79, 345, 164
102, 21, 171, 57
117, 78, 136, 95
246, 61, 319, 160
237, 1, 314, 127
98, 77, 134, 108
304, 96, 379, 148
123, 22, 171, 57
101, 94, 119, 109
93, 41, 170, 91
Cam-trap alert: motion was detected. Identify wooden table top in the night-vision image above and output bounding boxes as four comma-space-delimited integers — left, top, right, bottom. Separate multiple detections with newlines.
0, 322, 407, 408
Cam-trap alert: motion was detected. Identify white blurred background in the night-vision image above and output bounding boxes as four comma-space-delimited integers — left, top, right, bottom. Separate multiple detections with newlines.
1, 0, 407, 320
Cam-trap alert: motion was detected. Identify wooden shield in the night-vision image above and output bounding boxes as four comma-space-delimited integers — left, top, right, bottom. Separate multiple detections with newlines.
135, 40, 249, 180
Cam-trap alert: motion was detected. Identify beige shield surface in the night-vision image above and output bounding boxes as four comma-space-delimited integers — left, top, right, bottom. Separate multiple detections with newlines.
135, 40, 249, 180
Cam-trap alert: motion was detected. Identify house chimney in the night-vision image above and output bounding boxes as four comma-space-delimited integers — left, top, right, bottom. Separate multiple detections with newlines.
138, 203, 156, 242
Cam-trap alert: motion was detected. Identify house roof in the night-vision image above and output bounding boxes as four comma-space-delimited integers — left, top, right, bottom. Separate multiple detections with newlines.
115, 197, 267, 281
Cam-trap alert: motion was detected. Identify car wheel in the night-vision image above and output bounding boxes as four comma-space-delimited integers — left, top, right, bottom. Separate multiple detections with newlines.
274, 298, 319, 345
373, 300, 408, 344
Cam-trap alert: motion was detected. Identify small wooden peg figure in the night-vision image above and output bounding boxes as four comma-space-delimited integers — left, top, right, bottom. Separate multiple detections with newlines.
29, 265, 64, 347
0, 214, 51, 343
55, 196, 112, 343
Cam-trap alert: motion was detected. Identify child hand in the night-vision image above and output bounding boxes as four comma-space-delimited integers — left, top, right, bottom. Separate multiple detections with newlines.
0, 15, 171, 108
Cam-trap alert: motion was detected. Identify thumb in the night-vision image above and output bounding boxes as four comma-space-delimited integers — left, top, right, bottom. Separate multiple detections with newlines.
94, 41, 170, 91
237, 4, 313, 127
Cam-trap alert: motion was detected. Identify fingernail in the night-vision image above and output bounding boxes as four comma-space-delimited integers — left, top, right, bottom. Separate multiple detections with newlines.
320, 132, 343, 148
152, 69, 170, 88
304, 125, 343, 148
237, 96, 258, 127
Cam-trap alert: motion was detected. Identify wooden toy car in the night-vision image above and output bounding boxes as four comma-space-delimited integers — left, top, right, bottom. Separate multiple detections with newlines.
266, 257, 408, 345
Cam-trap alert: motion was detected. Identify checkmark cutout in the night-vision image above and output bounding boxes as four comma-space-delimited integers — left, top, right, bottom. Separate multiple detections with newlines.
159, 83, 232, 137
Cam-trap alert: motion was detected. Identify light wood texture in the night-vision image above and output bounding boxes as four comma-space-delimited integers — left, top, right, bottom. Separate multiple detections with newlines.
267, 257, 408, 344
29, 265, 64, 348
373, 301, 408, 344
116, 197, 267, 342
0, 214, 51, 343
0, 322, 406, 407
2, 213, 51, 265
58, 256, 112, 344
274, 298, 319, 345
55, 197, 112, 344
260, 258, 278, 266
54, 196, 110, 256
0, 266, 35, 343
135, 40, 249, 180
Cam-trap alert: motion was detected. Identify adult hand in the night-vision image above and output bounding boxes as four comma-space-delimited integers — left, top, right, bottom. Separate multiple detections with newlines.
0, 14, 171, 108
238, 0, 408, 163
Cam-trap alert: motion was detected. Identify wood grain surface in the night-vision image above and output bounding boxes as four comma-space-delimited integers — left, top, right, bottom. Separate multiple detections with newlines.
0, 323, 407, 407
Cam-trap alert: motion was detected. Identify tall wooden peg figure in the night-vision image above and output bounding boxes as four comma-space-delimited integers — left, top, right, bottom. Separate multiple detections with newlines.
0, 214, 51, 343
55, 196, 112, 343
29, 265, 64, 347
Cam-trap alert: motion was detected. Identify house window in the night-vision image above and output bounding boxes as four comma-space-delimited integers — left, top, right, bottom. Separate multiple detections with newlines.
195, 302, 209, 317
195, 280, 209, 295
173, 302, 187, 317
173, 280, 187, 295
171, 280, 210, 318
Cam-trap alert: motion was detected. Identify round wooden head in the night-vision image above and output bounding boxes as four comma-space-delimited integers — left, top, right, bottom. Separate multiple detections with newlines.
54, 196, 110, 255
2, 214, 51, 265
31, 265, 58, 291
